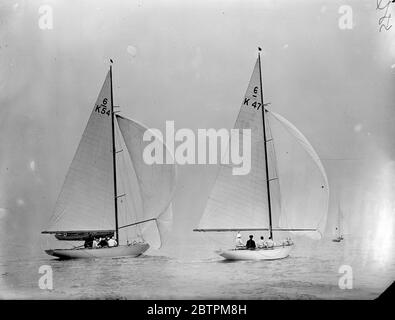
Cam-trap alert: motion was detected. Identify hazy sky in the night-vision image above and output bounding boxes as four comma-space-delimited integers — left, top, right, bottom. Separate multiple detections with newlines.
0, 0, 394, 270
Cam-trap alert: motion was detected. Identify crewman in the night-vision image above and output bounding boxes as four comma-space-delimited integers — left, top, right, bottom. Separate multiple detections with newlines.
257, 236, 265, 249
246, 235, 256, 250
235, 232, 245, 249
108, 236, 118, 247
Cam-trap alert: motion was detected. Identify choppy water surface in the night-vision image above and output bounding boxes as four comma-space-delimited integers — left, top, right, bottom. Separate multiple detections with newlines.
0, 236, 393, 299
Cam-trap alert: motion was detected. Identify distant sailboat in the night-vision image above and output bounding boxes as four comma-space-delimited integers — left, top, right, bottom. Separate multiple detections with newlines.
332, 204, 344, 242
42, 66, 176, 259
194, 49, 329, 260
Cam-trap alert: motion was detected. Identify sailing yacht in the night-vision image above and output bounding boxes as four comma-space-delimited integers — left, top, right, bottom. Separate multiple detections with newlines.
194, 49, 329, 260
42, 65, 176, 259
332, 204, 344, 242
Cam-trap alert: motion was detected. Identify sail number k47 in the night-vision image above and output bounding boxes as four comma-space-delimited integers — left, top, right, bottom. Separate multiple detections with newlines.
243, 86, 262, 110
95, 98, 111, 116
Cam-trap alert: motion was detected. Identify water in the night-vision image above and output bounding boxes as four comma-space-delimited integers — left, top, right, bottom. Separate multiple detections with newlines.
0, 237, 393, 299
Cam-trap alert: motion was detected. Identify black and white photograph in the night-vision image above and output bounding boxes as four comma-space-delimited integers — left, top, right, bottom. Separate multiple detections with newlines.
0, 0, 394, 303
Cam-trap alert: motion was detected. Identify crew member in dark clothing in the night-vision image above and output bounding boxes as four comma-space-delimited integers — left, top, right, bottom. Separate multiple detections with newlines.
84, 235, 94, 248
98, 237, 108, 248
246, 235, 256, 249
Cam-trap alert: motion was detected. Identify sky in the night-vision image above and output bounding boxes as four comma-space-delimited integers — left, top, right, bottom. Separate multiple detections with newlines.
0, 0, 395, 271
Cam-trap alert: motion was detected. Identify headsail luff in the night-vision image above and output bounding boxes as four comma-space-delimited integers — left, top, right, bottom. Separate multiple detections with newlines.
116, 115, 176, 249
43, 71, 115, 233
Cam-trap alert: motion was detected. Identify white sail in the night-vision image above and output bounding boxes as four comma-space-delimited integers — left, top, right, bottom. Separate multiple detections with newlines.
333, 203, 344, 238
116, 115, 176, 249
197, 57, 329, 239
114, 120, 145, 244
45, 71, 115, 233
267, 111, 329, 238
198, 59, 271, 230
338, 206, 343, 236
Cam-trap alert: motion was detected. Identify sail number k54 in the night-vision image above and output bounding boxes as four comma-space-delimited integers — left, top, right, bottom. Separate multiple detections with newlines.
95, 98, 111, 116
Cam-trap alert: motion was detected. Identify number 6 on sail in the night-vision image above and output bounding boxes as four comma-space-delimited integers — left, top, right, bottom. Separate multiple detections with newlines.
193, 49, 329, 261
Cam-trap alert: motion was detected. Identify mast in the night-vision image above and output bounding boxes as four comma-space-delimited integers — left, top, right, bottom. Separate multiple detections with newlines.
338, 203, 342, 237
258, 49, 273, 240
110, 64, 119, 244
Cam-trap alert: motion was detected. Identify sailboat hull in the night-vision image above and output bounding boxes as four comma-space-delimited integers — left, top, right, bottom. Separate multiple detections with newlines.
45, 243, 149, 259
217, 244, 294, 261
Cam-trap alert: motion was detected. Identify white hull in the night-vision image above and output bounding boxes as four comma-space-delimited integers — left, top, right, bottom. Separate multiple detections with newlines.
45, 243, 149, 259
217, 244, 294, 261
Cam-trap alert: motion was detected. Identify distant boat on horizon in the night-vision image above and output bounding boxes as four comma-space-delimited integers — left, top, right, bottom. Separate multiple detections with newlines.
332, 204, 344, 242
194, 49, 330, 261
42, 66, 176, 259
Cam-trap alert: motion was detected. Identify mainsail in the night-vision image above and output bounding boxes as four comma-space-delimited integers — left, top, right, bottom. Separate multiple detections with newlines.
197, 57, 329, 239
198, 59, 270, 230
116, 115, 176, 249
44, 72, 115, 234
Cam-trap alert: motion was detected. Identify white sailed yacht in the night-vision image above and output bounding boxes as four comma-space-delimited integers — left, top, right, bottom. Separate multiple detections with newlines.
194, 49, 329, 260
42, 65, 176, 259
332, 204, 345, 242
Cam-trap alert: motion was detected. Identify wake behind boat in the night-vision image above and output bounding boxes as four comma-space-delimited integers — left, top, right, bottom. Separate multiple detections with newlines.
194, 48, 329, 260
42, 65, 176, 259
